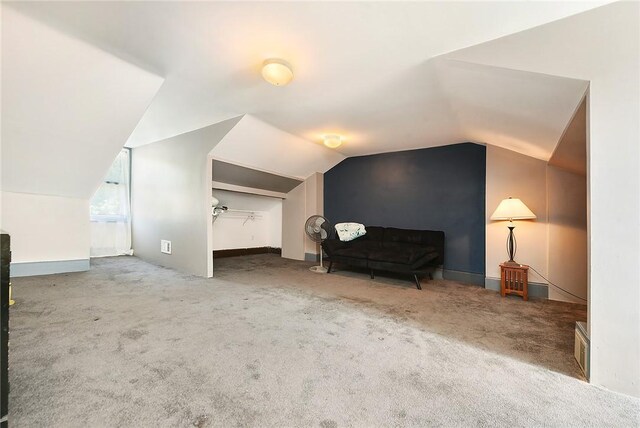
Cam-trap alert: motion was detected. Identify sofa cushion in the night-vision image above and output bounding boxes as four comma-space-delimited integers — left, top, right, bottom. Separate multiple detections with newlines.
383, 227, 425, 245
368, 247, 432, 265
348, 234, 369, 245
323, 239, 347, 255
351, 240, 383, 251
333, 247, 370, 259
369, 251, 438, 273
382, 242, 435, 252
364, 226, 385, 242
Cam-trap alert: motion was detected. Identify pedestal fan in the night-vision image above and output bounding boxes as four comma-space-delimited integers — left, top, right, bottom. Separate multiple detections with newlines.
305, 215, 331, 273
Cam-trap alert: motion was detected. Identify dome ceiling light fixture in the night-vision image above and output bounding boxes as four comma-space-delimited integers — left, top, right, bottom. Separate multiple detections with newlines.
261, 58, 294, 86
323, 134, 342, 149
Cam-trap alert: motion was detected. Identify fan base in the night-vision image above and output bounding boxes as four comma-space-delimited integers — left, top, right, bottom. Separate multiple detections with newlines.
309, 266, 328, 274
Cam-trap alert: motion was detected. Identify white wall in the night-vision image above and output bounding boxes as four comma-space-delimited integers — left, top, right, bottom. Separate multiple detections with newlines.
453, 3, 639, 395
1, 6, 162, 274
90, 221, 131, 258
1, 7, 163, 198
131, 117, 241, 278
304, 172, 324, 257
437, 58, 588, 161
281, 173, 326, 261
486, 146, 588, 304
0, 191, 89, 263
485, 146, 548, 283
212, 190, 282, 250
547, 166, 587, 304
268, 204, 283, 249
587, 41, 640, 399
281, 182, 306, 261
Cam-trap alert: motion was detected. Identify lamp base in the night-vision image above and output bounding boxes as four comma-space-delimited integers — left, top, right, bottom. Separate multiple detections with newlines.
502, 261, 521, 267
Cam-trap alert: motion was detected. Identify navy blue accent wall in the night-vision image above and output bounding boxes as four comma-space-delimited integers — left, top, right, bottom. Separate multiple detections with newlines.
324, 143, 486, 275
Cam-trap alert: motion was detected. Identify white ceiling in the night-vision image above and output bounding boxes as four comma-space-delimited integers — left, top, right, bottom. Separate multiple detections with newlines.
549, 97, 587, 176
1, 6, 163, 198
212, 115, 345, 180
435, 59, 588, 160
4, 1, 608, 160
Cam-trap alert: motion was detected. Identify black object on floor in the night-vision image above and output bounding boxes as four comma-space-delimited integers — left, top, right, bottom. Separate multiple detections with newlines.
323, 226, 443, 289
0, 233, 10, 428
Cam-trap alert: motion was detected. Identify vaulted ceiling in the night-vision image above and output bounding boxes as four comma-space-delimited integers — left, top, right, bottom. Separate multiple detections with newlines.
4, 1, 605, 162
1, 5, 163, 198
3, 1, 615, 202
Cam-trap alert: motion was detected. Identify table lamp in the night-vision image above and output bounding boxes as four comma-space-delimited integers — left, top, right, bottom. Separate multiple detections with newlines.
490, 197, 536, 266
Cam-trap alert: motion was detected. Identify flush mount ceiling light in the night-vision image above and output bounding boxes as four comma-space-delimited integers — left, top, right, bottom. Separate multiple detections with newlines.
261, 58, 294, 86
323, 135, 342, 149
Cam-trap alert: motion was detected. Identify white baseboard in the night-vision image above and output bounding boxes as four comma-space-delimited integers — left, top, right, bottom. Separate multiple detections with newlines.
11, 259, 90, 277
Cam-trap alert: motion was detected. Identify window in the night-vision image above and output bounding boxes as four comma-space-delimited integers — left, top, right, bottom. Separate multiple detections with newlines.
91, 149, 131, 222
90, 148, 132, 257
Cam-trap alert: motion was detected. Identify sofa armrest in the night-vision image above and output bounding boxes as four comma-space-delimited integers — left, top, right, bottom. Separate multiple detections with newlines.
322, 239, 347, 257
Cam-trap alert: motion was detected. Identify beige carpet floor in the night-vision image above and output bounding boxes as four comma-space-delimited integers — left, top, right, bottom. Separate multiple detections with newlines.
7, 254, 639, 427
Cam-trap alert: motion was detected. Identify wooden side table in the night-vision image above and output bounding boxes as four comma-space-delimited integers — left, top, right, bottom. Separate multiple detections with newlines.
500, 263, 529, 301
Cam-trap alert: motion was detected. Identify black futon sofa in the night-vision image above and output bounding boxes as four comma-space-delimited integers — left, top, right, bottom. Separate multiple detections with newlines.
322, 226, 444, 289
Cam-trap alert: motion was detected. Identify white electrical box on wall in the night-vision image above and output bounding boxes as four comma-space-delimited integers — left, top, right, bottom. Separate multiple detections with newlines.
161, 240, 172, 254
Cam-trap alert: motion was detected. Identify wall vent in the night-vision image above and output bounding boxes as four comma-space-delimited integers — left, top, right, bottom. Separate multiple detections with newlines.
574, 321, 590, 379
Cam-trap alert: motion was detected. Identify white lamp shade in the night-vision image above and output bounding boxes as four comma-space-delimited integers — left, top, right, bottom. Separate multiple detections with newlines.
323, 135, 342, 148
490, 197, 536, 220
261, 59, 294, 86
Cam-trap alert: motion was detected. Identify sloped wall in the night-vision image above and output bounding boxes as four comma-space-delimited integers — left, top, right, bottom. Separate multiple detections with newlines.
211, 115, 344, 179
485, 146, 548, 287
447, 1, 640, 397
131, 117, 241, 278
0, 6, 163, 274
547, 166, 587, 303
485, 146, 588, 303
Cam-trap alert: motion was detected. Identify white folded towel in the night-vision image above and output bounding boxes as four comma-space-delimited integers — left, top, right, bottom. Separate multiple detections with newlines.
335, 222, 367, 242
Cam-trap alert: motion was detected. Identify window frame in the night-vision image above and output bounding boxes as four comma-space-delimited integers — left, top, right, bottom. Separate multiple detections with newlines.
90, 147, 132, 223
